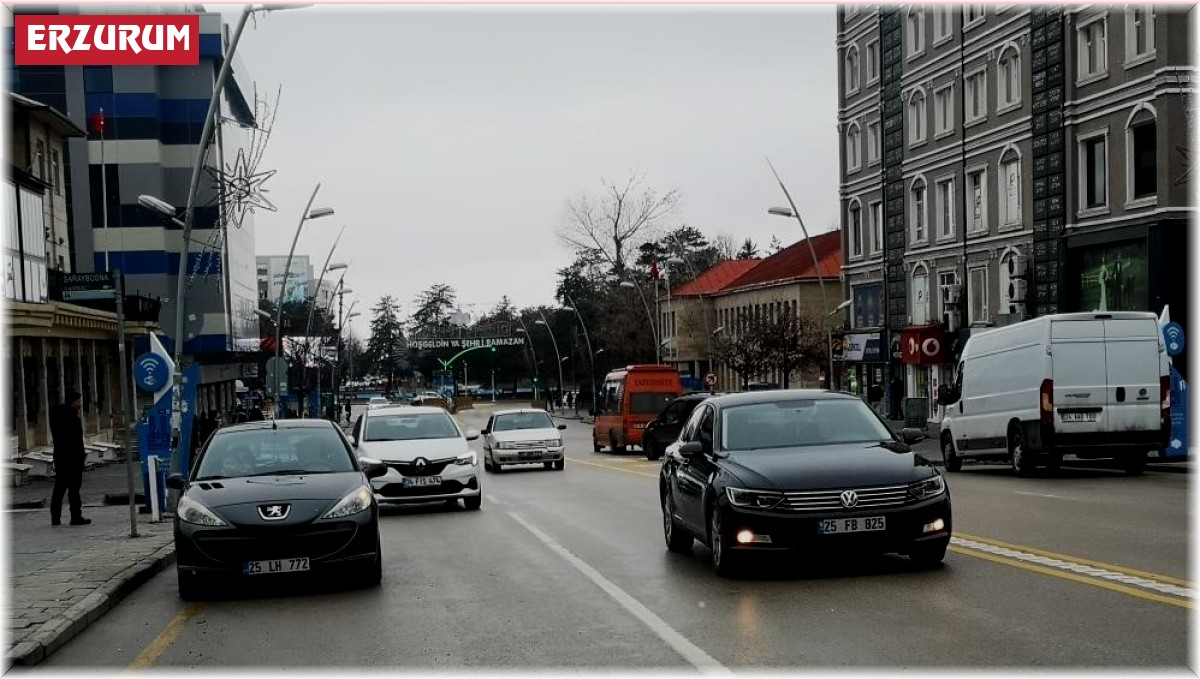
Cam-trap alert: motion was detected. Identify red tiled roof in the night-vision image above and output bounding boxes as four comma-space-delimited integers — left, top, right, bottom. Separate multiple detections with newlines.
670, 259, 762, 298
721, 230, 842, 292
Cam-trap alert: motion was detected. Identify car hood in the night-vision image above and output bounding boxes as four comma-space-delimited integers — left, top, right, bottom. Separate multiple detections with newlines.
356, 437, 467, 462
184, 471, 366, 510
490, 428, 561, 443
720, 441, 935, 490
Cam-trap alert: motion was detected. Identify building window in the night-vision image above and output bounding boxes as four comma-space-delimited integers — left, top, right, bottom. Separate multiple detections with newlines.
34, 140, 46, 180
935, 177, 955, 240
964, 5, 986, 29
1128, 107, 1157, 202
845, 46, 861, 95
906, 7, 925, 58
849, 201, 863, 259
911, 178, 928, 244
997, 47, 1021, 111
846, 123, 862, 172
912, 268, 929, 325
967, 167, 988, 234
869, 200, 883, 254
50, 150, 61, 195
968, 265, 989, 325
999, 150, 1022, 227
1125, 7, 1155, 65
934, 84, 954, 137
867, 120, 881, 165
1080, 132, 1108, 211
908, 91, 927, 146
866, 40, 879, 83
964, 68, 987, 124
934, 6, 954, 43
1077, 15, 1109, 83
938, 271, 958, 322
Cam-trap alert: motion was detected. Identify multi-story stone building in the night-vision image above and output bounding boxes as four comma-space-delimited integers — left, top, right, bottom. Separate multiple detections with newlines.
838, 5, 1193, 426
256, 255, 313, 304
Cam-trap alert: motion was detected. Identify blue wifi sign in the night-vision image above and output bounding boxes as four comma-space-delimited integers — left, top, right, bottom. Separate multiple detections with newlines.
134, 352, 170, 393
1163, 322, 1185, 357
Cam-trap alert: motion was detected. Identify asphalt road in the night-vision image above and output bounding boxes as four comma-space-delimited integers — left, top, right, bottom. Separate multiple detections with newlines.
32, 404, 1191, 670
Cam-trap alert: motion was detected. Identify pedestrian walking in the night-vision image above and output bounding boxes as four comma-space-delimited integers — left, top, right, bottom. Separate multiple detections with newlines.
49, 389, 90, 526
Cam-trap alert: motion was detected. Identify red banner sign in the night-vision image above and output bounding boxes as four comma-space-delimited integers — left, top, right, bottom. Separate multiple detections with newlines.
901, 326, 946, 365
14, 15, 200, 66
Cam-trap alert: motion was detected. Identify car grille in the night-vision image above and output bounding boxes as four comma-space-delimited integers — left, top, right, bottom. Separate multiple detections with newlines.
778, 484, 911, 512
386, 459, 453, 476
195, 523, 358, 564
377, 479, 472, 496
508, 441, 544, 449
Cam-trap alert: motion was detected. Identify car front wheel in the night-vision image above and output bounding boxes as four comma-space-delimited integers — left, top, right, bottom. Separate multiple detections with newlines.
464, 494, 482, 511
709, 507, 743, 577
177, 568, 205, 601
662, 490, 693, 554
908, 540, 948, 569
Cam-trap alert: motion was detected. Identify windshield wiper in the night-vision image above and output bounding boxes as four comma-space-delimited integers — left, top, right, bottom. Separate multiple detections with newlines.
248, 469, 320, 477
194, 475, 228, 481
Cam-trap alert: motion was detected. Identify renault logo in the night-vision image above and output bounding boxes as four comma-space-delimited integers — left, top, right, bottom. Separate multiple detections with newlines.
257, 504, 290, 521
414, 457, 428, 473
839, 490, 859, 508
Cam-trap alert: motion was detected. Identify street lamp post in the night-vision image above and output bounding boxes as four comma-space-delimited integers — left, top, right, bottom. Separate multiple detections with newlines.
619, 280, 660, 363
274, 185, 335, 418
767, 157, 836, 390
563, 294, 596, 416
535, 312, 564, 410
515, 318, 540, 402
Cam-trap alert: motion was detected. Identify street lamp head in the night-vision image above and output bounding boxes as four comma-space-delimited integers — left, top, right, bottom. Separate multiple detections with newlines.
255, 309, 274, 322
713, 326, 726, 335
666, 257, 686, 265
595, 348, 605, 355
535, 319, 548, 326
257, 3, 314, 11
561, 356, 570, 363
326, 262, 348, 272
347, 312, 361, 319
619, 281, 637, 290
768, 207, 795, 218
137, 194, 178, 220
836, 299, 852, 311
562, 306, 576, 312
339, 288, 354, 296
307, 207, 335, 220
516, 327, 527, 333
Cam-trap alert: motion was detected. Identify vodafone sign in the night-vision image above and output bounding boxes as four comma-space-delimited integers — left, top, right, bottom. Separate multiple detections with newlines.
900, 327, 946, 365
14, 15, 200, 66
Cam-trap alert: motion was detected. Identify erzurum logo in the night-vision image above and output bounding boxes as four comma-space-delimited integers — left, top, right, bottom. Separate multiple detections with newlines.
14, 15, 200, 66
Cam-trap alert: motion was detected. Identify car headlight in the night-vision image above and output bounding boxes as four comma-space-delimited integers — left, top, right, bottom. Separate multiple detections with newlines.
496, 441, 516, 450
909, 475, 946, 501
455, 451, 477, 466
177, 495, 227, 527
323, 485, 374, 519
543, 439, 563, 448
725, 487, 784, 509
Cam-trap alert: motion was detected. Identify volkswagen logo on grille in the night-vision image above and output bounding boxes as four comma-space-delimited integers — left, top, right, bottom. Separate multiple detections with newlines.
257, 503, 290, 521
839, 490, 859, 508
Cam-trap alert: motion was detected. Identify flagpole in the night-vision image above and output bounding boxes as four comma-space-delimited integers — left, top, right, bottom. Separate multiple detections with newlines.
99, 108, 109, 272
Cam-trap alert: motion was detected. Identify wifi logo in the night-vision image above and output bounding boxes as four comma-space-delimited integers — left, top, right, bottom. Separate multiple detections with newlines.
134, 352, 170, 393
1163, 322, 1185, 357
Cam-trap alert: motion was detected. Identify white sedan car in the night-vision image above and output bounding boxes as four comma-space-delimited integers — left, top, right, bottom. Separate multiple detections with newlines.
350, 405, 481, 510
482, 409, 567, 472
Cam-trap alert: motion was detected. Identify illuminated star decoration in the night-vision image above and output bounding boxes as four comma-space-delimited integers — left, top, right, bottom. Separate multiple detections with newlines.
204, 147, 278, 228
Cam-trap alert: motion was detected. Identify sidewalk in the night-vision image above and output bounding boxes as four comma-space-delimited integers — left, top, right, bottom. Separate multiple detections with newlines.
5, 461, 176, 667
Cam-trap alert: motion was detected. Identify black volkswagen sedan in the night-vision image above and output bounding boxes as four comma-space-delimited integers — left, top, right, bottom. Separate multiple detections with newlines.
659, 390, 951, 577
167, 419, 389, 600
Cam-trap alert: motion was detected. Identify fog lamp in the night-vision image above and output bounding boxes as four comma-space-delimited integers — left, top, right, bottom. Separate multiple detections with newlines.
735, 530, 772, 544
923, 518, 946, 533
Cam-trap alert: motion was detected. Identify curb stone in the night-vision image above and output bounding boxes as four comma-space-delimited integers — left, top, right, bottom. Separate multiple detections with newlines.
7, 543, 176, 666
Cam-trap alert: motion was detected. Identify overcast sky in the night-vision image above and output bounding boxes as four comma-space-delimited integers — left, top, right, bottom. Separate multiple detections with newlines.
225, 4, 838, 338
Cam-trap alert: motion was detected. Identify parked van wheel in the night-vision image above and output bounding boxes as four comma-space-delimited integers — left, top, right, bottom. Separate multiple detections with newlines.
941, 433, 961, 472
610, 431, 626, 455
1124, 451, 1147, 476
592, 434, 602, 453
1008, 427, 1035, 477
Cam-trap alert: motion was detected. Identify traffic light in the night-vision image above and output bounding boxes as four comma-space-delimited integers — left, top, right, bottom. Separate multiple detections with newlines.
490, 345, 496, 352
533, 376, 538, 383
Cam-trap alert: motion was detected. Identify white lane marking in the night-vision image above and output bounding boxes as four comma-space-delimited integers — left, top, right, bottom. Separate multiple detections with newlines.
951, 537, 1194, 599
488, 496, 510, 506
1012, 491, 1073, 500
507, 511, 731, 676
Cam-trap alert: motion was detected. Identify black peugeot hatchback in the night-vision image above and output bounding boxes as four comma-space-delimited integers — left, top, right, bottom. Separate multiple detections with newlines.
659, 390, 951, 577
167, 419, 389, 600
642, 392, 725, 461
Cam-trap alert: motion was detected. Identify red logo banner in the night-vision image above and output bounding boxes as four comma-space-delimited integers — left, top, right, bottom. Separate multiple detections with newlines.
14, 15, 200, 66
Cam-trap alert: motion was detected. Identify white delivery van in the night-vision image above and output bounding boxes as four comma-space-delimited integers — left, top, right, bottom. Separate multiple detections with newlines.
938, 312, 1170, 476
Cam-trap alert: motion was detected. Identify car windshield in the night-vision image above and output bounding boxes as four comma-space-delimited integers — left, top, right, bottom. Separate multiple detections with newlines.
720, 399, 894, 451
369, 397, 389, 405
492, 412, 555, 432
194, 427, 355, 479
364, 412, 460, 442
630, 392, 677, 415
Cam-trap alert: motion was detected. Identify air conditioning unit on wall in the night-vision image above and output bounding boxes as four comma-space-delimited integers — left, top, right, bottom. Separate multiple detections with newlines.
942, 284, 963, 305
1007, 254, 1028, 279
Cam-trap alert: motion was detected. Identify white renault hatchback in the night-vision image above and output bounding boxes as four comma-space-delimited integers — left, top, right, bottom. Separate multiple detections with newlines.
350, 405, 482, 509
482, 409, 567, 472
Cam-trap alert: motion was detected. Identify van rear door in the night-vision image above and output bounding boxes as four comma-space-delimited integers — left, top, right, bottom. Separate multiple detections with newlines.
1103, 317, 1163, 432
1049, 319, 1108, 432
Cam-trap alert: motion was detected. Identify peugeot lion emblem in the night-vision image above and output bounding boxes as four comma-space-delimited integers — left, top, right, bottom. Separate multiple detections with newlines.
839, 490, 859, 508
257, 504, 290, 521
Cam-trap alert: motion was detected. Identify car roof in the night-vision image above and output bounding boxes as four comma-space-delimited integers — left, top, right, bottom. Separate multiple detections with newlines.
491, 408, 552, 416
216, 419, 337, 434
366, 405, 448, 416
701, 389, 858, 408
678, 392, 725, 400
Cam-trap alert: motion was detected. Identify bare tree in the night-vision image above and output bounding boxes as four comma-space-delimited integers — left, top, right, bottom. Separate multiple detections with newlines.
556, 172, 680, 278
712, 233, 738, 262
713, 309, 769, 390
758, 300, 825, 388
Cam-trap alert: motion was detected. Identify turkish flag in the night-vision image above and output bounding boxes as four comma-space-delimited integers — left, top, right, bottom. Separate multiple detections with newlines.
649, 260, 660, 281
89, 108, 105, 137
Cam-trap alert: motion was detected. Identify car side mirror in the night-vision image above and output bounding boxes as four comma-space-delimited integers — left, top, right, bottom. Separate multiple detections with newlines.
937, 384, 957, 406
900, 428, 927, 445
678, 441, 704, 457
557, 424, 567, 431
588, 409, 595, 416
481, 429, 490, 436
465, 429, 480, 441
166, 473, 186, 490
359, 457, 387, 479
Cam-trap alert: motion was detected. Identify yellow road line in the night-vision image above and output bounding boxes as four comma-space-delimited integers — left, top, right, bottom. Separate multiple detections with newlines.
570, 457, 659, 480
948, 546, 1192, 610
125, 602, 202, 671
954, 532, 1192, 588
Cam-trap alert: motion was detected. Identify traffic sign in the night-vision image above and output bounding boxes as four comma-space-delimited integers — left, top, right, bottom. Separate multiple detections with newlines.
133, 352, 170, 393
1163, 322, 1185, 357
62, 272, 117, 301
704, 373, 718, 388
